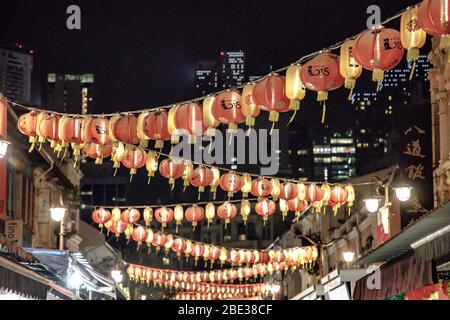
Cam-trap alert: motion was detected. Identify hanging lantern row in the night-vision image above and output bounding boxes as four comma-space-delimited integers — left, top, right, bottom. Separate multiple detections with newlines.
94, 210, 319, 268
18, 109, 359, 202
92, 184, 355, 239
16, 3, 440, 149
127, 263, 286, 287
127, 251, 315, 286
127, 265, 272, 294
174, 292, 263, 301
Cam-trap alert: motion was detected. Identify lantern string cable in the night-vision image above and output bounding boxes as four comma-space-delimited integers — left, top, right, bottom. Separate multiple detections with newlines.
139, 144, 378, 188
97, 204, 313, 252
128, 262, 272, 280
128, 266, 265, 283
4, 3, 418, 117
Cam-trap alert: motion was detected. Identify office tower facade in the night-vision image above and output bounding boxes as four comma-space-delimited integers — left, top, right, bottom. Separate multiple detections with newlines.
47, 73, 94, 114
312, 128, 356, 182
0, 47, 33, 104
351, 55, 431, 176
194, 51, 245, 95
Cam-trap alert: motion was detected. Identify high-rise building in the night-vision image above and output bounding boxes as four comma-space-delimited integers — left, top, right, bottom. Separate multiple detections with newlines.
351, 55, 431, 175
47, 73, 94, 114
0, 46, 34, 104
194, 51, 245, 95
217, 51, 245, 89
312, 129, 356, 182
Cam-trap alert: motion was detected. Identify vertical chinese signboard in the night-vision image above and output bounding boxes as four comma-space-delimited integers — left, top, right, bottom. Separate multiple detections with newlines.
0, 95, 7, 221
398, 80, 433, 227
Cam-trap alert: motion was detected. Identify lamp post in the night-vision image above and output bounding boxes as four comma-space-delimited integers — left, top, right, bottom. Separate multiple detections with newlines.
50, 204, 67, 250
295, 235, 353, 279
364, 166, 412, 213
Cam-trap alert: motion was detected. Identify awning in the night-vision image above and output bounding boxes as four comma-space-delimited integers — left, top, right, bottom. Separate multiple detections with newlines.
0, 255, 78, 300
355, 203, 450, 265
353, 252, 436, 300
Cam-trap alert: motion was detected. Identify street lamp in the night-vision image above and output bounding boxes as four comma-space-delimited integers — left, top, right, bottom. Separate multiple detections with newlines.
270, 284, 281, 295
342, 251, 355, 263
50, 203, 67, 250
0, 138, 10, 158
111, 270, 123, 283
394, 186, 412, 202
364, 198, 380, 213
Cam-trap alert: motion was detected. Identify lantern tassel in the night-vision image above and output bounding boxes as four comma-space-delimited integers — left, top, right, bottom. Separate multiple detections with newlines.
345, 78, 356, 101
288, 100, 300, 125
269, 111, 279, 135
409, 60, 417, 81
321, 101, 327, 124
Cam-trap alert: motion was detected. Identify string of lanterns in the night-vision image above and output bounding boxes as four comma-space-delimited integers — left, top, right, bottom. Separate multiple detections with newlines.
127, 264, 273, 299
127, 262, 307, 286
91, 183, 355, 237
94, 212, 319, 268
173, 292, 263, 301
12, 2, 436, 153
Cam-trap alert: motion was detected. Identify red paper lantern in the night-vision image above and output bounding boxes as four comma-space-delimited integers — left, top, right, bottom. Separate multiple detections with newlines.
172, 238, 187, 259
229, 249, 241, 266
418, 0, 450, 47
37, 113, 60, 147
159, 158, 186, 189
143, 110, 170, 149
255, 199, 276, 225
250, 178, 272, 200
154, 207, 174, 230
185, 205, 205, 230
288, 198, 309, 217
190, 166, 214, 197
211, 90, 245, 133
110, 220, 128, 238
85, 143, 113, 164
18, 111, 38, 152
175, 103, 204, 144
279, 182, 299, 200
151, 232, 167, 252
191, 243, 205, 266
305, 184, 324, 203
243, 251, 255, 266
209, 246, 220, 265
300, 52, 344, 123
132, 226, 148, 248
58, 116, 83, 159
83, 117, 110, 146
353, 27, 404, 89
111, 114, 139, 145
219, 172, 244, 198
217, 202, 238, 227
91, 207, 111, 229
252, 73, 290, 131
121, 208, 141, 224
329, 185, 349, 215
122, 146, 147, 181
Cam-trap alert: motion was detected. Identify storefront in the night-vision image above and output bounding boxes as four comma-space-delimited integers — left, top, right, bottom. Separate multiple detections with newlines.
353, 203, 450, 300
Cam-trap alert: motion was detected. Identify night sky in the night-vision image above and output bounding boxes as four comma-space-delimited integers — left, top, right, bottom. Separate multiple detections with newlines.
1, 0, 417, 113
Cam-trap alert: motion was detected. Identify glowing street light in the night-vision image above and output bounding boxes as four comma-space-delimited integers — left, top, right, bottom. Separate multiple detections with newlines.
364, 198, 380, 213
394, 186, 412, 202
111, 270, 123, 283
342, 251, 355, 263
0, 138, 10, 158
